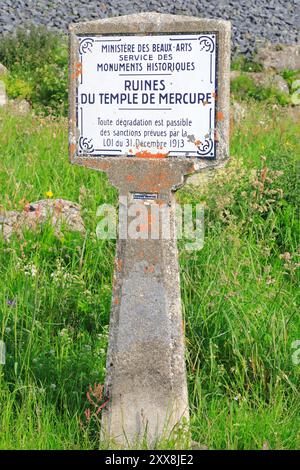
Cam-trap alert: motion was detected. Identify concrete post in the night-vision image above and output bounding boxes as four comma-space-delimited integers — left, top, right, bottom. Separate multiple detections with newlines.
101, 193, 189, 445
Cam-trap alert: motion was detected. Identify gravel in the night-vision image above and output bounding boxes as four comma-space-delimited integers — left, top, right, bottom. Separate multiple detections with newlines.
0, 0, 299, 57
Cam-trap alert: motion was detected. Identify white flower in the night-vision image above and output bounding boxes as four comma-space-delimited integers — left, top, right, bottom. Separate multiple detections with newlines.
59, 328, 69, 337
23, 262, 38, 277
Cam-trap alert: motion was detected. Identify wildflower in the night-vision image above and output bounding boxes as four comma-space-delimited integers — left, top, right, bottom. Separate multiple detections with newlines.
30, 265, 37, 277
24, 262, 37, 277
45, 190, 53, 198
6, 299, 16, 307
84, 408, 91, 422
59, 328, 69, 337
86, 383, 110, 416
87, 383, 104, 405
279, 252, 291, 261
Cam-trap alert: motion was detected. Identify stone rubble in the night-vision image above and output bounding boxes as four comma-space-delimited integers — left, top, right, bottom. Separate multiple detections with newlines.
256, 44, 300, 71
0, 199, 86, 241
0, 0, 299, 57
230, 70, 290, 95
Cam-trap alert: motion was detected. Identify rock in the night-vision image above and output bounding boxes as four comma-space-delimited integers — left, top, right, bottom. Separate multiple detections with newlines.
0, 63, 8, 76
231, 71, 289, 95
256, 44, 300, 71
191, 440, 208, 450
258, 73, 289, 95
6, 98, 31, 116
0, 199, 86, 241
284, 106, 300, 123
0, 80, 8, 106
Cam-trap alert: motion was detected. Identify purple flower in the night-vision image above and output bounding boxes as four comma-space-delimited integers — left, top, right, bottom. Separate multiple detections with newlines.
7, 299, 16, 307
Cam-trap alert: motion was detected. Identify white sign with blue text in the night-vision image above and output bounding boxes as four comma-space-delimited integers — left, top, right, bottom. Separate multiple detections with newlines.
76, 33, 217, 158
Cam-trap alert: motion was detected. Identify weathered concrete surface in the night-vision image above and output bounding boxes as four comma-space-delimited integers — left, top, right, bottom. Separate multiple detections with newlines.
102, 197, 189, 445
98, 160, 193, 445
68, 12, 231, 446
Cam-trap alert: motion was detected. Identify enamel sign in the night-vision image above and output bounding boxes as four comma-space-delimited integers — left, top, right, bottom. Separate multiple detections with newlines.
74, 33, 217, 158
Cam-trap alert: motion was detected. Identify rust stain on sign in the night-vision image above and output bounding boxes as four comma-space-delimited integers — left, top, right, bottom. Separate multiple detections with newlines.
135, 150, 170, 159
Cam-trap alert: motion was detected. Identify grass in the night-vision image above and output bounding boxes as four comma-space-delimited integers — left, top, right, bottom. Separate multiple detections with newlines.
230, 75, 290, 106
231, 54, 263, 73
0, 102, 299, 449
